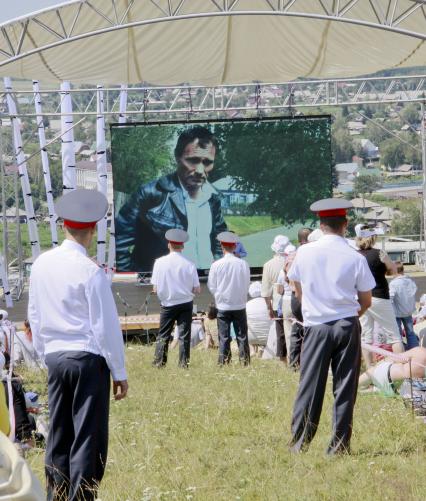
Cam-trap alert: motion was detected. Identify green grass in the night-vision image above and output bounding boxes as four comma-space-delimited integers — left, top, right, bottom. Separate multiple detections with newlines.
225, 216, 282, 236
25, 346, 426, 500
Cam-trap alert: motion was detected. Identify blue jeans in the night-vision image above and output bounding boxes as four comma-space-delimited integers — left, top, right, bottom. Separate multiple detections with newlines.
396, 316, 419, 350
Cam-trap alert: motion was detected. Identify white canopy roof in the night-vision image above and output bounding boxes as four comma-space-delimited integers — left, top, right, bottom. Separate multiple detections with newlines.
0, 0, 424, 86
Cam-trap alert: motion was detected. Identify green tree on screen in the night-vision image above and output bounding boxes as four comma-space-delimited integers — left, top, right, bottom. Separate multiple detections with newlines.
111, 125, 176, 194
212, 119, 332, 224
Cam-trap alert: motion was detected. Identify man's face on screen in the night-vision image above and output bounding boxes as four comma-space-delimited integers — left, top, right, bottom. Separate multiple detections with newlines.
176, 139, 215, 192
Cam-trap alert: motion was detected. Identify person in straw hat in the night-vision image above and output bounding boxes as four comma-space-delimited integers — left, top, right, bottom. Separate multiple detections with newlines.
28, 188, 128, 501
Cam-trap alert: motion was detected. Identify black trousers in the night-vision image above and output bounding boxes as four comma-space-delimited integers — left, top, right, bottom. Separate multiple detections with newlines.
153, 301, 193, 367
45, 351, 110, 501
217, 309, 250, 365
289, 293, 304, 369
275, 314, 287, 359
290, 317, 361, 454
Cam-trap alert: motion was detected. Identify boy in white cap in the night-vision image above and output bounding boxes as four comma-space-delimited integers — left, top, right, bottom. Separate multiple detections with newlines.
208, 232, 251, 365
28, 188, 128, 501
151, 229, 200, 368
287, 198, 375, 454
261, 235, 289, 361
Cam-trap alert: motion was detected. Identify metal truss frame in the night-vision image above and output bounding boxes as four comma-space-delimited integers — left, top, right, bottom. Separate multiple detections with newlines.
0, 0, 424, 70
0, 75, 425, 121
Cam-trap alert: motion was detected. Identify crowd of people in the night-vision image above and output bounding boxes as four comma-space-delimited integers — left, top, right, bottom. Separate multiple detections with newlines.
2, 189, 426, 500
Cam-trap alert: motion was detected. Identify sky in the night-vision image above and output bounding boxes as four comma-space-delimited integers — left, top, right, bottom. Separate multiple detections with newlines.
0, 1, 72, 23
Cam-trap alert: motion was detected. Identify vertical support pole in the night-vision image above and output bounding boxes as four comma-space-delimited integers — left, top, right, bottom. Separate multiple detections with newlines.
422, 103, 426, 270
4, 77, 40, 259
96, 85, 108, 268
0, 126, 13, 307
33, 80, 58, 246
107, 84, 127, 279
60, 81, 76, 193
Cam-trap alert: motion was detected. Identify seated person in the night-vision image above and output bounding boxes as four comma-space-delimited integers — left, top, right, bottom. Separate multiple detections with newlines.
171, 317, 205, 350
246, 282, 272, 354
14, 320, 44, 369
359, 346, 426, 396
204, 304, 219, 349
1, 353, 35, 446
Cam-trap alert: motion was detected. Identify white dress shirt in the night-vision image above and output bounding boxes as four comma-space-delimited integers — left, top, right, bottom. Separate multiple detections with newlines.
28, 239, 127, 381
180, 182, 214, 269
287, 234, 376, 326
151, 251, 200, 307
208, 253, 250, 311
246, 297, 271, 345
261, 255, 286, 310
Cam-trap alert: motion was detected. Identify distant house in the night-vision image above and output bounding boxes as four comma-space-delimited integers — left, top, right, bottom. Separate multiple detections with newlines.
212, 176, 257, 214
364, 206, 401, 231
0, 207, 27, 223
347, 121, 366, 135
359, 139, 379, 159
74, 142, 90, 155
335, 162, 359, 193
350, 197, 381, 214
75, 160, 113, 205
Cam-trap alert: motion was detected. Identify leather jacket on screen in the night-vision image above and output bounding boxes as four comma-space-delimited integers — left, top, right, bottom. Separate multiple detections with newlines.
115, 172, 227, 272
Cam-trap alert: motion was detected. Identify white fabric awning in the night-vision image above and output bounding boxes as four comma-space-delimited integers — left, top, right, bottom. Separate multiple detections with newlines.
0, 0, 424, 85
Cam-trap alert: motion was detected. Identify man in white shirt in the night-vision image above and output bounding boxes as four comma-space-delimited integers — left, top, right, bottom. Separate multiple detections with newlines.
208, 232, 251, 365
28, 189, 128, 501
151, 229, 200, 368
287, 198, 375, 455
261, 235, 289, 361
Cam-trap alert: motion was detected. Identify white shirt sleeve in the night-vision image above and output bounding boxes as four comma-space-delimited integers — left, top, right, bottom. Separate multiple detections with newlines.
86, 269, 127, 381
207, 264, 217, 295
277, 270, 285, 285
151, 261, 158, 286
389, 279, 396, 299
193, 266, 200, 288
287, 254, 301, 282
244, 261, 251, 294
27, 274, 44, 360
355, 258, 376, 292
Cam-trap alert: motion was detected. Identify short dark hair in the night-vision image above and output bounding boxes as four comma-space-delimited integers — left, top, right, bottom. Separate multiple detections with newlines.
207, 303, 218, 320
24, 320, 31, 330
319, 216, 347, 232
174, 126, 218, 159
298, 228, 312, 244
395, 261, 404, 274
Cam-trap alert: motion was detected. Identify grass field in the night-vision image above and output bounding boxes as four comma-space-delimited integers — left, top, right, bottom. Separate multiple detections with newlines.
25, 345, 426, 501
225, 216, 282, 237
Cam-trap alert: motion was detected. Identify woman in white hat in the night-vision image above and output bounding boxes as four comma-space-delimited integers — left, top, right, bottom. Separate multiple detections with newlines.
355, 224, 404, 366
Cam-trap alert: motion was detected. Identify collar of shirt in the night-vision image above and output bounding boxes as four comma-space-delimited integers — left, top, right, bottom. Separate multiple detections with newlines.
223, 252, 235, 259
61, 239, 88, 256
179, 179, 215, 206
318, 234, 348, 245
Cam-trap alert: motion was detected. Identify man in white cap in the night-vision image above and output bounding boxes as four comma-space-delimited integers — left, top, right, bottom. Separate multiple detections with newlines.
28, 188, 128, 501
152, 229, 200, 368
261, 235, 289, 361
287, 198, 375, 454
208, 232, 251, 365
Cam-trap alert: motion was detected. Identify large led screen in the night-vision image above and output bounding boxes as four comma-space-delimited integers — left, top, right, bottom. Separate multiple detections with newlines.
111, 117, 332, 272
